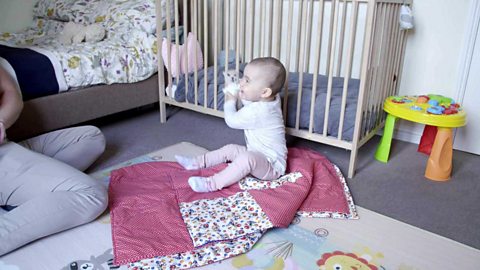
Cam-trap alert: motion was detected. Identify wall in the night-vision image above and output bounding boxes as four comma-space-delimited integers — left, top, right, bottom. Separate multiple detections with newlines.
0, 0, 37, 33
395, 0, 471, 143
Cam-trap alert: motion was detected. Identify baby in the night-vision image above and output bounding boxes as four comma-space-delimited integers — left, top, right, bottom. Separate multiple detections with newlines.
176, 57, 288, 192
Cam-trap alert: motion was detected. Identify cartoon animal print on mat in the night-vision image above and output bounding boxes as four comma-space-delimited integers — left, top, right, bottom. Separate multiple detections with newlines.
316, 251, 380, 270
61, 249, 119, 270
231, 222, 332, 269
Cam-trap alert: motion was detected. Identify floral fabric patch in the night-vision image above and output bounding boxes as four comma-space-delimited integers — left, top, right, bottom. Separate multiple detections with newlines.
239, 172, 303, 190
128, 232, 262, 270
179, 192, 273, 247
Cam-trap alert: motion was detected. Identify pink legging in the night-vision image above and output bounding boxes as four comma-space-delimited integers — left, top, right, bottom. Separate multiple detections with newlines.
194, 144, 281, 190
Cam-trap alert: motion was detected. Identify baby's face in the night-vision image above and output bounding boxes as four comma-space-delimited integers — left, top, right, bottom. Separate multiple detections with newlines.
239, 63, 272, 101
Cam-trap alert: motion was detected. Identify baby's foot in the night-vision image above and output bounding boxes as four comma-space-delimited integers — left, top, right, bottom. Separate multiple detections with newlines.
188, 176, 215, 193
175, 155, 201, 170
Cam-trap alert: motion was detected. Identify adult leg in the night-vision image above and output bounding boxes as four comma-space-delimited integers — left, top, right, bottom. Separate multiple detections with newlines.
18, 126, 105, 171
0, 142, 108, 256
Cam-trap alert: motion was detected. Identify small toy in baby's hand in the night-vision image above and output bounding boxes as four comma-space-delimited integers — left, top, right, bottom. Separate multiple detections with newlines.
222, 70, 240, 96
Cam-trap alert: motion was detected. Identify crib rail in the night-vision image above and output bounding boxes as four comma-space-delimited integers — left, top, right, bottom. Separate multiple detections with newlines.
156, 0, 412, 178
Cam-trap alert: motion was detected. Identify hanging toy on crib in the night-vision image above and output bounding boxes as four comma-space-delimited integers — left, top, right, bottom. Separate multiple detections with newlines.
399, 4, 414, 30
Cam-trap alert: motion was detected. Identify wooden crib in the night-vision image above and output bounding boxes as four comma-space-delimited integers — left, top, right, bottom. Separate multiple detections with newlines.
155, 0, 412, 178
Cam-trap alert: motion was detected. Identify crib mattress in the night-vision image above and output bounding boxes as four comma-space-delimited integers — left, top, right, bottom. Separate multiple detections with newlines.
173, 64, 361, 141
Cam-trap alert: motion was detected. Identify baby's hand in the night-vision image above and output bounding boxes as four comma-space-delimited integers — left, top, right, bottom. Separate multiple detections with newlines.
222, 84, 240, 96
224, 91, 237, 102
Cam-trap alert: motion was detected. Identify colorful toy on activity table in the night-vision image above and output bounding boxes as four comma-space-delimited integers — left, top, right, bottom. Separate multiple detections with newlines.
375, 94, 466, 181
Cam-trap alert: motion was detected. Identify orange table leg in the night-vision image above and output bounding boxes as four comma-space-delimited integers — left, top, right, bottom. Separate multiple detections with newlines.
424, 127, 453, 181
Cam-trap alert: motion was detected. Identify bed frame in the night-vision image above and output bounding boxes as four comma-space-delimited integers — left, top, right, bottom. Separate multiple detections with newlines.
155, 0, 412, 178
7, 74, 159, 141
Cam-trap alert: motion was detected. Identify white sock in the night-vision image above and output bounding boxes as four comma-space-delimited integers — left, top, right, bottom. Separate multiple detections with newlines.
175, 155, 201, 170
188, 176, 215, 193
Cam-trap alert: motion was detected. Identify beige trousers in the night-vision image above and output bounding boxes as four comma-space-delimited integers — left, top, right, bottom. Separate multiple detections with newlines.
195, 144, 281, 190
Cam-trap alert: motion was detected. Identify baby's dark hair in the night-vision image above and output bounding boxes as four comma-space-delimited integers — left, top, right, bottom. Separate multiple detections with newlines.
250, 57, 286, 95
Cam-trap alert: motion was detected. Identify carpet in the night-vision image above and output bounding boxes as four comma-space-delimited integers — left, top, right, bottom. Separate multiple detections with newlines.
0, 142, 478, 270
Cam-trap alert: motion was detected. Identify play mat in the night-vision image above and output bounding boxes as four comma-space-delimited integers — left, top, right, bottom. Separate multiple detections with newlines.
0, 142, 478, 270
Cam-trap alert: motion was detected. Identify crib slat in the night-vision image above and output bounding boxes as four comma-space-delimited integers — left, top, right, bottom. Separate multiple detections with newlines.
397, 29, 408, 93
393, 12, 408, 98
389, 4, 402, 98
248, 0, 255, 62
236, 0, 241, 75
174, 0, 180, 84
392, 4, 404, 97
336, 0, 348, 76
214, 0, 218, 110
295, 0, 309, 130
363, 2, 384, 137
387, 4, 399, 99
382, 4, 396, 121
275, 0, 283, 59
156, 0, 166, 122
366, 3, 385, 137
376, 4, 394, 127
378, 4, 391, 125
267, 0, 274, 56
304, 0, 314, 72
325, 0, 336, 76
259, 0, 264, 57
338, 0, 359, 140
242, 0, 247, 62
165, 0, 173, 97
357, 2, 373, 136
283, 0, 295, 120
362, 2, 381, 137
294, 0, 304, 72
203, 0, 208, 108
225, 0, 230, 71
308, 0, 325, 134
323, 0, 339, 137
183, 0, 188, 103
384, 4, 398, 106
193, 0, 199, 105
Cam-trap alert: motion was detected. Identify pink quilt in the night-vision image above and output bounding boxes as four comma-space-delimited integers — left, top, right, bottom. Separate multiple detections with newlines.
109, 147, 357, 268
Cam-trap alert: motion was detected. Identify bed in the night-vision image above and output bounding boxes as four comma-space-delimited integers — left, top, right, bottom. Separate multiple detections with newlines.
157, 0, 412, 178
1, 0, 175, 140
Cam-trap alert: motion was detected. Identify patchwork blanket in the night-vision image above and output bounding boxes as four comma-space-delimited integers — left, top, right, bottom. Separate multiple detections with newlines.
109, 148, 357, 269
0, 44, 67, 100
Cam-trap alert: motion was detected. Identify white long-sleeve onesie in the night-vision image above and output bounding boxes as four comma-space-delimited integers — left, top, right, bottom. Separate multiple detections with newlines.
224, 94, 287, 174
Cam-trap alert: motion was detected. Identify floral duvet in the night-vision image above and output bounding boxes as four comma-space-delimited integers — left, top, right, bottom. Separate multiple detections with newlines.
0, 0, 172, 90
